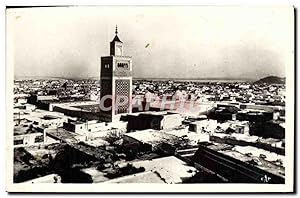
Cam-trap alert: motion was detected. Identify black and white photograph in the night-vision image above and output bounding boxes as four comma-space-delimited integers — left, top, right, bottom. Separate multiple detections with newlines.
5, 5, 295, 193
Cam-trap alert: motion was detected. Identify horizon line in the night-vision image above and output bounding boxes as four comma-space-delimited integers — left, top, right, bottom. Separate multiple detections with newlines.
14, 75, 285, 81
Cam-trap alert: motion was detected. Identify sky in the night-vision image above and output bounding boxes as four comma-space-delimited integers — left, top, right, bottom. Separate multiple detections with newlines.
7, 6, 293, 80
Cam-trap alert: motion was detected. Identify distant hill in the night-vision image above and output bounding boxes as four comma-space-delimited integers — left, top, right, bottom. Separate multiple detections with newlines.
254, 76, 285, 84
14, 76, 100, 81
14, 76, 67, 80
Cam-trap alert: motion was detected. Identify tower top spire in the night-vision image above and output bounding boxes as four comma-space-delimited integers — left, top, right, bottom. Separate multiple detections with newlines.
111, 25, 122, 43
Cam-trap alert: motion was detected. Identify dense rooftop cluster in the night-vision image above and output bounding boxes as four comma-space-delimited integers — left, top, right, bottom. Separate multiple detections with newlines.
13, 78, 286, 184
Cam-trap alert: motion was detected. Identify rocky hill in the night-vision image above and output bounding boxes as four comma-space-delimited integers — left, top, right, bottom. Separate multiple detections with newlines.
254, 76, 285, 84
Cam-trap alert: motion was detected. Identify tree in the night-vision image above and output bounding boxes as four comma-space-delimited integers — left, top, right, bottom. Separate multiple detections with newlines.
105, 130, 124, 145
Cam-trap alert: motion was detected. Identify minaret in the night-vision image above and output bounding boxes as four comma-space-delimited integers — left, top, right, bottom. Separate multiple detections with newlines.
100, 26, 133, 122
110, 25, 124, 56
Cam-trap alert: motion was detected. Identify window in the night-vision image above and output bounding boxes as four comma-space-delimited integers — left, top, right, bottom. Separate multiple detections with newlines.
14, 139, 23, 145
117, 63, 129, 69
34, 135, 44, 143
104, 64, 110, 69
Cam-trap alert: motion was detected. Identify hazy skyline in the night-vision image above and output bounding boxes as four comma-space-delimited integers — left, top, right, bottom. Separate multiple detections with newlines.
7, 6, 293, 80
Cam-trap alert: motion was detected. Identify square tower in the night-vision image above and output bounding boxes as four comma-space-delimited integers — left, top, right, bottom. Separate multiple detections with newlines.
100, 26, 132, 122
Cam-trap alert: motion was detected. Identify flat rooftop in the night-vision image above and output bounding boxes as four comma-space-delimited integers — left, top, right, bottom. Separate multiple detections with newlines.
211, 133, 283, 147
70, 104, 101, 113
46, 128, 79, 143
104, 171, 165, 183
233, 145, 285, 167
24, 174, 61, 184
121, 156, 197, 184
52, 101, 99, 112
124, 130, 179, 146
206, 143, 285, 178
